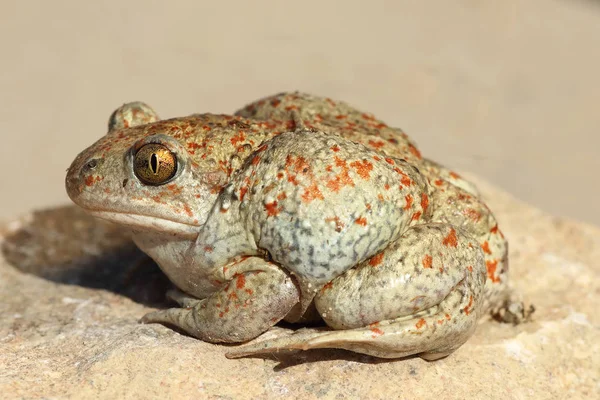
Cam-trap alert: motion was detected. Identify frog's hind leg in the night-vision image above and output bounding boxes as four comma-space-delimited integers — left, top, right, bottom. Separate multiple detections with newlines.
226, 223, 487, 360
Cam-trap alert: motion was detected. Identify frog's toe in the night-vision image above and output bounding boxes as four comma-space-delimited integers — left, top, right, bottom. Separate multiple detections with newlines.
140, 309, 173, 324
491, 299, 535, 325
225, 327, 331, 359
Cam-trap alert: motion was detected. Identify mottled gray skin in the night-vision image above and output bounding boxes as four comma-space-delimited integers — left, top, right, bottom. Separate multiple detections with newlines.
66, 92, 523, 359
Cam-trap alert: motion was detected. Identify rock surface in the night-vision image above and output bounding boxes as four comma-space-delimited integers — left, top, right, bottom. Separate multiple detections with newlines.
1, 176, 598, 399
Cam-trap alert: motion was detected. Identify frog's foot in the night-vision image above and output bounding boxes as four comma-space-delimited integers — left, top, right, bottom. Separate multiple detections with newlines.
491, 299, 535, 325
141, 257, 300, 343
165, 288, 202, 308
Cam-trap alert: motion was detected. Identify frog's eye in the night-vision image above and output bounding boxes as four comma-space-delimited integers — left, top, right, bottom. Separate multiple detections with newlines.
133, 143, 177, 185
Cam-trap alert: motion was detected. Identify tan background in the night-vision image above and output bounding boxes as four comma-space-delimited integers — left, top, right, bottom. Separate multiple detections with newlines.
2, 0, 599, 226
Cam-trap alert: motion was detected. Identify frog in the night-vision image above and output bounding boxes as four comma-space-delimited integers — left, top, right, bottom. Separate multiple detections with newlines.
65, 92, 529, 360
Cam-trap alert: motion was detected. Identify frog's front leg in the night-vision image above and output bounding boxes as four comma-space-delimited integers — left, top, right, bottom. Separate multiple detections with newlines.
227, 223, 486, 359
141, 256, 300, 343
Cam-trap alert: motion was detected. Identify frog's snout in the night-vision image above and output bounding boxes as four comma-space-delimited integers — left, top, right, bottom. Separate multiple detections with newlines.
65, 155, 105, 200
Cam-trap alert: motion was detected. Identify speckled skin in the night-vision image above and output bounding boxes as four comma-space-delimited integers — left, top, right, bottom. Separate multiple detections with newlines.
66, 92, 522, 360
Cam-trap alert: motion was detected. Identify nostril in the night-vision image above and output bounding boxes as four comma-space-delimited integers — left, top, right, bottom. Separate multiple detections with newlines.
84, 159, 98, 171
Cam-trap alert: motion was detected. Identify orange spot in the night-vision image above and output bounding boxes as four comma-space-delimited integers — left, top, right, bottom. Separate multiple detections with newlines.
187, 142, 203, 154
365, 203, 372, 210
373, 155, 381, 161
227, 292, 239, 301
463, 208, 481, 222
486, 260, 501, 283
277, 192, 287, 201
422, 255, 433, 269
245, 288, 254, 295
467, 265, 473, 272
302, 183, 324, 203
449, 171, 460, 179
377, 193, 384, 201
445, 313, 451, 320
251, 155, 261, 166
321, 281, 334, 292
362, 113, 376, 121
490, 224, 505, 238
481, 241, 492, 255
183, 204, 193, 217
239, 186, 248, 202
370, 327, 384, 338
434, 179, 444, 186
235, 274, 246, 289
335, 114, 347, 120
84, 175, 103, 186
421, 193, 429, 213
385, 157, 395, 165
464, 295, 474, 315
368, 139, 385, 149
271, 99, 281, 107
411, 211, 422, 221
167, 184, 182, 194
408, 144, 422, 159
350, 159, 374, 180
415, 318, 427, 329
265, 201, 279, 216
326, 156, 355, 192
384, 183, 390, 190
330, 145, 340, 152
204, 245, 214, 253
230, 131, 246, 146
400, 174, 412, 187
368, 252, 384, 267
355, 216, 368, 226
442, 228, 458, 247
404, 194, 414, 211
151, 195, 164, 204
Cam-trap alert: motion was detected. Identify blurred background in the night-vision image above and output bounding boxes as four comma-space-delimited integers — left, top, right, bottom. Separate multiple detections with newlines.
1, 0, 599, 226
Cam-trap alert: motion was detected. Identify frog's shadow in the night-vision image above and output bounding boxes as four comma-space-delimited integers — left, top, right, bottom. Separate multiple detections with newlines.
1, 205, 172, 307
241, 349, 415, 370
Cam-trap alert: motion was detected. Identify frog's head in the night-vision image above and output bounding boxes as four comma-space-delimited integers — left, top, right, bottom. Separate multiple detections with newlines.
65, 102, 227, 239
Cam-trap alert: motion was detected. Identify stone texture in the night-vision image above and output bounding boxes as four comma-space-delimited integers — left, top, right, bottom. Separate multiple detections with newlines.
1, 176, 598, 399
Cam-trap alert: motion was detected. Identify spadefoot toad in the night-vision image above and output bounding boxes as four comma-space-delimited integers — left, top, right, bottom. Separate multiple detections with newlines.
66, 92, 527, 360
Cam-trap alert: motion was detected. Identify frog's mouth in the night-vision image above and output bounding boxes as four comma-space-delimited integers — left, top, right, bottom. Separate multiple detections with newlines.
86, 210, 200, 239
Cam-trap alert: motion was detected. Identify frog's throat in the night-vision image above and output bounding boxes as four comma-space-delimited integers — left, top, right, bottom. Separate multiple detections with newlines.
86, 210, 200, 238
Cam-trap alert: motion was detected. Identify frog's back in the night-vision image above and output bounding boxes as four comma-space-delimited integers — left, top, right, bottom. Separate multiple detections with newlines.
235, 92, 422, 164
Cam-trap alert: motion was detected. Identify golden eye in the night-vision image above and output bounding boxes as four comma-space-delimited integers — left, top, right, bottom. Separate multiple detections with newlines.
133, 143, 177, 185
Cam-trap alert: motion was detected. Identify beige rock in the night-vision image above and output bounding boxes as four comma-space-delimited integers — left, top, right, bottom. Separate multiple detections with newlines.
1, 176, 598, 399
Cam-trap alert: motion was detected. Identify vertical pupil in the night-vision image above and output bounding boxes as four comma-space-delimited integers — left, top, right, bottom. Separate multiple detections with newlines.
150, 153, 159, 174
